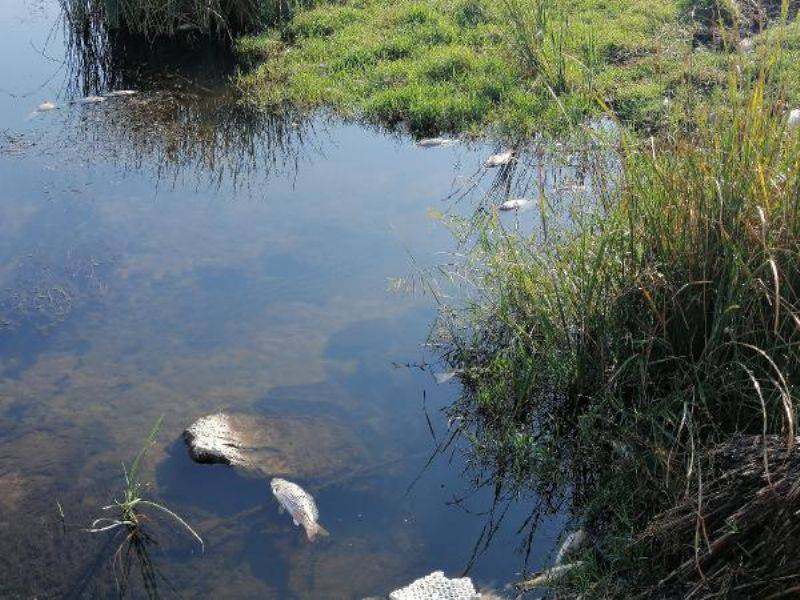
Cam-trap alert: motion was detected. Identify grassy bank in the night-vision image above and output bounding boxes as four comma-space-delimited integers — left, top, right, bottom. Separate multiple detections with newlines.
235, 0, 800, 135
436, 50, 800, 595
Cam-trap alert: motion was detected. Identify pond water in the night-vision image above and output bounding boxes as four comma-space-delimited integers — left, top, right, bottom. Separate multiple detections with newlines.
0, 1, 566, 598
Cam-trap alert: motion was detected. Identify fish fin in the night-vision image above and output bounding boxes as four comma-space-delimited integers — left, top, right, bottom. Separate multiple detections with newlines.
292, 518, 299, 526
305, 522, 329, 542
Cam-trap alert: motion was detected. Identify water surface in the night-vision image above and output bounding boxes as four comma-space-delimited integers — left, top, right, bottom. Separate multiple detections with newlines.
0, 2, 565, 597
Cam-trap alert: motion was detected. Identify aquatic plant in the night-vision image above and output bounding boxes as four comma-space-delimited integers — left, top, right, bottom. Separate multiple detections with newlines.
437, 27, 800, 595
88, 417, 203, 591
59, 0, 282, 39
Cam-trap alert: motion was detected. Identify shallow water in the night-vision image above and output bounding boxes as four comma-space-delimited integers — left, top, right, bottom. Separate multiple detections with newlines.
0, 1, 567, 598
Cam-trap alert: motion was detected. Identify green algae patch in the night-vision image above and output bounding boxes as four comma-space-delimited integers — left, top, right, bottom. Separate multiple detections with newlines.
236, 0, 702, 136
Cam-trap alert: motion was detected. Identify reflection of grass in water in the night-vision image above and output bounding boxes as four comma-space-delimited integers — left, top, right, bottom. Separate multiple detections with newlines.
88, 417, 203, 596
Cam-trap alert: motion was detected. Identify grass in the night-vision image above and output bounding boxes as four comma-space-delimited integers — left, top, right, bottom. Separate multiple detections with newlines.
236, 0, 691, 136
236, 0, 800, 135
434, 30, 800, 595
87, 417, 203, 592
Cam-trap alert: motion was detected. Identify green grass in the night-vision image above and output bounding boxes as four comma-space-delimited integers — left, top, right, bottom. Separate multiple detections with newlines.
88, 417, 203, 592
236, 0, 701, 135
233, 0, 800, 136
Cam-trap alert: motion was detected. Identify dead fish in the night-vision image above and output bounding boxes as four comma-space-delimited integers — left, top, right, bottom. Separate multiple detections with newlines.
271, 478, 329, 541
518, 562, 584, 590
498, 198, 531, 211
75, 95, 105, 104
35, 100, 57, 112
104, 90, 137, 98
555, 529, 588, 564
417, 137, 457, 147
26, 100, 58, 120
484, 150, 514, 167
789, 108, 800, 130
434, 369, 462, 384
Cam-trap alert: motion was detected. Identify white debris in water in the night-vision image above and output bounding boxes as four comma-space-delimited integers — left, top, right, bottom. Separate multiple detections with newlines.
484, 150, 513, 168
390, 571, 477, 600
788, 109, 800, 130
497, 198, 531, 211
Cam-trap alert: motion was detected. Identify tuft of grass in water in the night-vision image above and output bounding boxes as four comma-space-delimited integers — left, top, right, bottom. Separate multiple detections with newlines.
437, 27, 800, 595
60, 0, 295, 40
88, 417, 203, 591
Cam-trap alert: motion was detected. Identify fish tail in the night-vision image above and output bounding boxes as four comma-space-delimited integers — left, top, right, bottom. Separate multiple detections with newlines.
305, 522, 330, 542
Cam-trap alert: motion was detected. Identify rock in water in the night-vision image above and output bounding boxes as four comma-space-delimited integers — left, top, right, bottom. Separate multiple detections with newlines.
390, 571, 476, 600
271, 477, 329, 541
183, 412, 364, 479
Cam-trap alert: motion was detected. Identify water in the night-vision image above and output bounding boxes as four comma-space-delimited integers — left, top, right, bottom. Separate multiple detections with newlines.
0, 1, 565, 597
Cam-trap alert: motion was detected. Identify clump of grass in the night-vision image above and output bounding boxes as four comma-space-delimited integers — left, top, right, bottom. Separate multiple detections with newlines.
60, 0, 287, 40
437, 45, 800, 595
88, 417, 203, 589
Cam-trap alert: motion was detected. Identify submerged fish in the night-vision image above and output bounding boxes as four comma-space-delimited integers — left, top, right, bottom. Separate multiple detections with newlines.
484, 150, 514, 167
498, 198, 531, 211
271, 478, 329, 541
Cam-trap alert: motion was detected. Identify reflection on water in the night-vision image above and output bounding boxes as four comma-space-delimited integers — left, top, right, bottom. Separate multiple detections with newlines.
0, 1, 572, 598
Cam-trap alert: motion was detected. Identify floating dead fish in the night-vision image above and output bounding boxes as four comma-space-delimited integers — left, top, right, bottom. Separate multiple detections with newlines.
35, 100, 57, 112
484, 150, 514, 167
555, 529, 588, 564
417, 137, 457, 147
176, 23, 199, 32
498, 198, 531, 211
789, 108, 800, 130
518, 562, 584, 590
75, 95, 105, 104
434, 369, 462, 384
104, 90, 137, 98
271, 477, 329, 541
